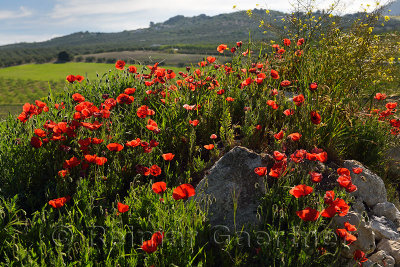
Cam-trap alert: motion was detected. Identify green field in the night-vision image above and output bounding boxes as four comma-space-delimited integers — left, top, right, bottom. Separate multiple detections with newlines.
0, 62, 183, 117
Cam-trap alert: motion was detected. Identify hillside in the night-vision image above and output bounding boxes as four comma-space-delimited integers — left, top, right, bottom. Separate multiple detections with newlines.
0, 9, 280, 68
0, 8, 399, 68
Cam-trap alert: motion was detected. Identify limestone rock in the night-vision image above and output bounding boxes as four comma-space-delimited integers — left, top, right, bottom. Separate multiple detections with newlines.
373, 202, 400, 227
343, 160, 387, 208
195, 146, 268, 231
369, 250, 395, 267
333, 211, 375, 257
370, 216, 400, 241
377, 239, 400, 263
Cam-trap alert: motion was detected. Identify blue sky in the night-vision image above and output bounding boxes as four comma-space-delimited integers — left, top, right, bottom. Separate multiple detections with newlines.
0, 0, 388, 45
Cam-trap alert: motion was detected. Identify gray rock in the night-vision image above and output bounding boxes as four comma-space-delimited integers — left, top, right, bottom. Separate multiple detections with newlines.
377, 239, 400, 263
369, 250, 395, 267
195, 146, 268, 231
343, 160, 387, 208
333, 211, 376, 258
373, 202, 400, 227
370, 216, 400, 241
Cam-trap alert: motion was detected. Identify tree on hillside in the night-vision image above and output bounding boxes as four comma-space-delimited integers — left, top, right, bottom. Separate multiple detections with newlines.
57, 51, 72, 62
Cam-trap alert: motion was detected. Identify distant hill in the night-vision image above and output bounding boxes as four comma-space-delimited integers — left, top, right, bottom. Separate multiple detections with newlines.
0, 9, 283, 68
384, 0, 400, 15
0, 8, 399, 68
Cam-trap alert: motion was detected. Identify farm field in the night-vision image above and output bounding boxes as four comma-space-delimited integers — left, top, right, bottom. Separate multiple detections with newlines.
0, 62, 183, 117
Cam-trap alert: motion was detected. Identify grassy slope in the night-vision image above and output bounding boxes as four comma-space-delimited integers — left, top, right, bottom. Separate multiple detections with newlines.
0, 62, 183, 117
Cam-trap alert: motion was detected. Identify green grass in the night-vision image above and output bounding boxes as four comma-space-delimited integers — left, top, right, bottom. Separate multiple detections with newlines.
0, 63, 184, 117
0, 63, 123, 81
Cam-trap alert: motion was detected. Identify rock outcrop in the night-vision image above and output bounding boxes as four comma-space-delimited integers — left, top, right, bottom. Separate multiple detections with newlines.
195, 146, 270, 231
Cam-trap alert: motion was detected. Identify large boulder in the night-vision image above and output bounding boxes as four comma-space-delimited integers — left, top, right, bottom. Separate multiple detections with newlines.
195, 146, 269, 231
373, 202, 400, 227
369, 250, 396, 267
377, 239, 400, 263
343, 160, 387, 208
370, 216, 400, 241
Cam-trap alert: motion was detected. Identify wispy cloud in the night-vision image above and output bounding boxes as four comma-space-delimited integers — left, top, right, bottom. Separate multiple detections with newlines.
0, 33, 60, 46
0, 6, 33, 20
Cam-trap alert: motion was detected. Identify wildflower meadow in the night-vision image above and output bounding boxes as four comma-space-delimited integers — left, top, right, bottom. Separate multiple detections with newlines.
0, 2, 399, 266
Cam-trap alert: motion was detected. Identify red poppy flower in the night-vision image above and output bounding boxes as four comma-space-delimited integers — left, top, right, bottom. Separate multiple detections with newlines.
337, 168, 350, 176
72, 93, 85, 103
283, 109, 294, 116
309, 82, 318, 91
151, 231, 164, 246
92, 138, 104, 144
217, 44, 228, 53
147, 119, 159, 132
288, 133, 301, 141
337, 175, 352, 188
115, 60, 126, 70
116, 93, 134, 104
289, 185, 313, 198
63, 156, 81, 169
31, 136, 42, 148
204, 144, 215, 150
210, 134, 217, 139
58, 170, 69, 178
270, 88, 278, 96
293, 94, 305, 106
48, 196, 70, 208
316, 152, 328, 163
324, 190, 335, 205
374, 93, 387, 100
137, 105, 155, 118
128, 65, 137, 73
296, 207, 320, 221
66, 75, 76, 83
136, 165, 150, 176
270, 69, 280, 79
277, 48, 285, 54
141, 239, 158, 253
150, 165, 162, 176
297, 38, 305, 46
280, 80, 291, 87
152, 182, 167, 195
310, 111, 322, 125
95, 157, 108, 166
117, 202, 129, 213
107, 143, 124, 151
283, 38, 291, 46
226, 97, 235, 102
162, 153, 175, 161
75, 75, 84, 82
344, 222, 357, 232
189, 120, 199, 126
267, 100, 279, 110
274, 130, 284, 140
253, 167, 267, 176
322, 198, 349, 218
173, 184, 195, 200
386, 102, 397, 110
345, 183, 357, 193
310, 171, 323, 183
273, 151, 286, 161
353, 250, 368, 263
124, 87, 136, 95
207, 56, 216, 63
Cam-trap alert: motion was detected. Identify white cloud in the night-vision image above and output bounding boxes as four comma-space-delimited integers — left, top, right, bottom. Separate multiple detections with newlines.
0, 6, 33, 20
0, 34, 61, 46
